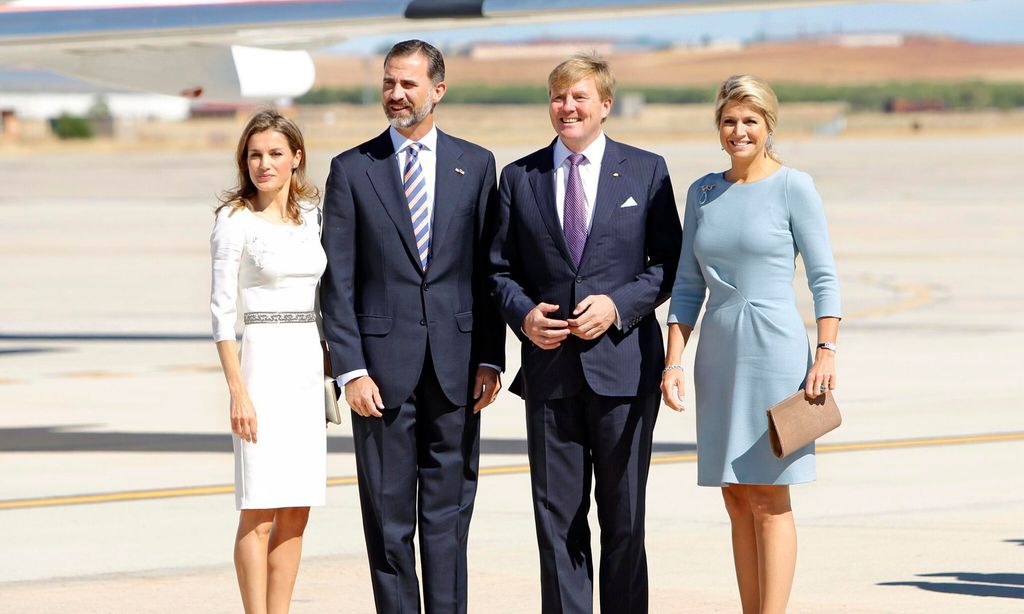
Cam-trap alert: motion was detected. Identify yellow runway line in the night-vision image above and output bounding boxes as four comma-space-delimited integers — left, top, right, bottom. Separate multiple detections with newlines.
161, 364, 222, 373
818, 432, 1024, 453
822, 275, 935, 324
326, 476, 358, 486
0, 484, 235, 509
481, 464, 532, 476
56, 370, 134, 379
2, 432, 1022, 511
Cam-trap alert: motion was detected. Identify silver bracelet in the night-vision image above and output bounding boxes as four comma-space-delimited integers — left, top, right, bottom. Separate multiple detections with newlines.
817, 342, 837, 353
662, 364, 685, 374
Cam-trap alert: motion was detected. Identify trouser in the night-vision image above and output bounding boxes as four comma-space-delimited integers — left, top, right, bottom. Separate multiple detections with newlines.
352, 351, 479, 614
525, 384, 659, 614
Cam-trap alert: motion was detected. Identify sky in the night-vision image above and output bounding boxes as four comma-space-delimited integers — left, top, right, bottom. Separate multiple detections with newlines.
329, 0, 1024, 54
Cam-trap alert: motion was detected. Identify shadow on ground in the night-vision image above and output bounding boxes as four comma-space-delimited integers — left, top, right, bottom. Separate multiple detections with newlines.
0, 426, 695, 455
880, 571, 1024, 600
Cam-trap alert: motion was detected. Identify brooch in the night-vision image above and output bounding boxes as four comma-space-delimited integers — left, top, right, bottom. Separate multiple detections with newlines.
698, 184, 716, 205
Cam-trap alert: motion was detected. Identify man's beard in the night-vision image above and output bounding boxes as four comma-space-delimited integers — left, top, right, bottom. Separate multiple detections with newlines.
385, 98, 434, 129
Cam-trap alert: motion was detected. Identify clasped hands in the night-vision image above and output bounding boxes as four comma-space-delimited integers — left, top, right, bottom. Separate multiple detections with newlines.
345, 365, 501, 418
522, 295, 616, 350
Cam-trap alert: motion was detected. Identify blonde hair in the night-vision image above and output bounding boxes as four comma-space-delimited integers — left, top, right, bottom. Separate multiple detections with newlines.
714, 75, 781, 162
548, 52, 616, 104
216, 109, 319, 223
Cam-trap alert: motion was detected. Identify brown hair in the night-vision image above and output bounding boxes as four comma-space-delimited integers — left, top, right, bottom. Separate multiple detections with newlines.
714, 75, 781, 162
385, 39, 446, 85
216, 109, 318, 223
548, 52, 616, 103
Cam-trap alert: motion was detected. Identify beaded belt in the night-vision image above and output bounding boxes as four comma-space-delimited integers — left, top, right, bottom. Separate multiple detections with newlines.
243, 311, 316, 325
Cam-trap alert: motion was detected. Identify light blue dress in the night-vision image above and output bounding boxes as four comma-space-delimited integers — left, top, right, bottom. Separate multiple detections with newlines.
668, 167, 841, 486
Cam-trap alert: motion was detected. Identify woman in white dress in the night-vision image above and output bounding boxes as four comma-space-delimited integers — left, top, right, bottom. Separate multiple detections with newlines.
210, 110, 327, 614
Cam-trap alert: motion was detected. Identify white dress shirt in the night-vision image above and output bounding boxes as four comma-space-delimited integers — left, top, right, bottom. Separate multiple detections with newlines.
552, 132, 621, 329
338, 125, 498, 389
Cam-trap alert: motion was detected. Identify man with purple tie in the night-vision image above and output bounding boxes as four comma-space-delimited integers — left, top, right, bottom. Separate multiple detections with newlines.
488, 53, 682, 613
320, 40, 505, 613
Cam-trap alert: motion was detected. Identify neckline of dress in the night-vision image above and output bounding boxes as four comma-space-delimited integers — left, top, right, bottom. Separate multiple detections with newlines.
246, 208, 305, 228
720, 166, 787, 187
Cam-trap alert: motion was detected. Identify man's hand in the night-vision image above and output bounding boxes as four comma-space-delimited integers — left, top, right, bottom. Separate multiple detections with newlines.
567, 295, 617, 340
522, 303, 570, 350
472, 366, 502, 413
345, 375, 384, 418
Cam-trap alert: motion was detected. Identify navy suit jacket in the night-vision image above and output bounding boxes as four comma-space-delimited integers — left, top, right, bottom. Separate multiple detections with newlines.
489, 137, 682, 401
320, 128, 505, 408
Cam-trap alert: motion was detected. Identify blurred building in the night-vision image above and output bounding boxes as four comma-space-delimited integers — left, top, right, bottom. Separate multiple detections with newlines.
0, 70, 190, 122
468, 39, 615, 60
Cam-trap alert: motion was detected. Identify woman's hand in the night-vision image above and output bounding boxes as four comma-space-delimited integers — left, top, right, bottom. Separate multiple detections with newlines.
804, 349, 837, 399
230, 390, 258, 443
660, 368, 687, 412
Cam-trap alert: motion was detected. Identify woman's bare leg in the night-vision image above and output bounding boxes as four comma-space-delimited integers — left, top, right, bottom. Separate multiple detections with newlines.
235, 509, 277, 614
723, 485, 762, 614
266, 507, 311, 614
747, 485, 796, 614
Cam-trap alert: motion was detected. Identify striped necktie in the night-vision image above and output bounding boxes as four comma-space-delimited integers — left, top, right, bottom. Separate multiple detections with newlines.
563, 152, 588, 267
403, 142, 431, 269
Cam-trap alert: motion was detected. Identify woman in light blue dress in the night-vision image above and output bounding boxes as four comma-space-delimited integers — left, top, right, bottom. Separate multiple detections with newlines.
661, 76, 842, 614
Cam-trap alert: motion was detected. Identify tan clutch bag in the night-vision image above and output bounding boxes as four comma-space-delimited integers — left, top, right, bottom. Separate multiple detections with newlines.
324, 377, 343, 425
766, 390, 841, 458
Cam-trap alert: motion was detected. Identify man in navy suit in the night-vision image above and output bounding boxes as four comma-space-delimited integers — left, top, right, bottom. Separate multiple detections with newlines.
489, 53, 682, 614
320, 40, 505, 614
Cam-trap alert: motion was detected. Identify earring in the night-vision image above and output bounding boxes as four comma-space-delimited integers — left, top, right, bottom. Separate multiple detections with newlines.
766, 132, 775, 152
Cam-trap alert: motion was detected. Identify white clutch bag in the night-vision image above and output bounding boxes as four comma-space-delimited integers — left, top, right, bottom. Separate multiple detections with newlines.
324, 377, 343, 425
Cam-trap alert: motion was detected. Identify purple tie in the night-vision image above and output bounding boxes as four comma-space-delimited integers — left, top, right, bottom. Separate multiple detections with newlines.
563, 153, 587, 267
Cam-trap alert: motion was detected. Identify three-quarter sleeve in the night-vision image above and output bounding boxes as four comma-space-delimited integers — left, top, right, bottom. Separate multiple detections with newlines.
210, 207, 245, 342
667, 179, 708, 327
786, 170, 842, 320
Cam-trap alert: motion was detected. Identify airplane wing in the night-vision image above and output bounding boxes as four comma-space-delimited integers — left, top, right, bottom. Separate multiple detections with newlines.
0, 0, 930, 100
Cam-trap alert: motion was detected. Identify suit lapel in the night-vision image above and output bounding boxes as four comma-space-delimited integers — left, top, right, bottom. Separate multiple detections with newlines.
579, 138, 628, 269
528, 144, 576, 270
365, 130, 422, 273
428, 131, 466, 263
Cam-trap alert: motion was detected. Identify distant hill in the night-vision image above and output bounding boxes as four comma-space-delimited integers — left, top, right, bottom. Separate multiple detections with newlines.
314, 36, 1024, 87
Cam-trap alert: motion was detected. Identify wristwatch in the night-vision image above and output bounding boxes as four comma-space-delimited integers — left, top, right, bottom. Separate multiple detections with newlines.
817, 342, 837, 353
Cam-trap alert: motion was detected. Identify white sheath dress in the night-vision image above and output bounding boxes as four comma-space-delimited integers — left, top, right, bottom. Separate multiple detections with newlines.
210, 206, 327, 510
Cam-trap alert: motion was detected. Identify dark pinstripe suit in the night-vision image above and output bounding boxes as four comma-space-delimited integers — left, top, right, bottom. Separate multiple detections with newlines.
321, 129, 505, 614
489, 136, 682, 613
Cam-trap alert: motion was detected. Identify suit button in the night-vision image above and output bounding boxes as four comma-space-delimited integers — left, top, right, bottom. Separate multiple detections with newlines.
575, 276, 583, 284
422, 283, 429, 291
420, 319, 426, 326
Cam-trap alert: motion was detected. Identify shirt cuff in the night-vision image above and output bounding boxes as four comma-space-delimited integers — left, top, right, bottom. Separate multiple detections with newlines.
611, 300, 622, 330
337, 369, 368, 387
478, 363, 502, 373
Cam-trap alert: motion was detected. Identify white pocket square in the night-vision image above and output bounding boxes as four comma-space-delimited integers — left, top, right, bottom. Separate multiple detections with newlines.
620, 197, 639, 208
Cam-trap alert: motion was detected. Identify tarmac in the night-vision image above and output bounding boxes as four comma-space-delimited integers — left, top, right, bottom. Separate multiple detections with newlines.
0, 131, 1022, 612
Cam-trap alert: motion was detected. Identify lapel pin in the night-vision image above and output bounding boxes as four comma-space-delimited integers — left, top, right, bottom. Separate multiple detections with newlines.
612, 172, 620, 177
455, 167, 465, 175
